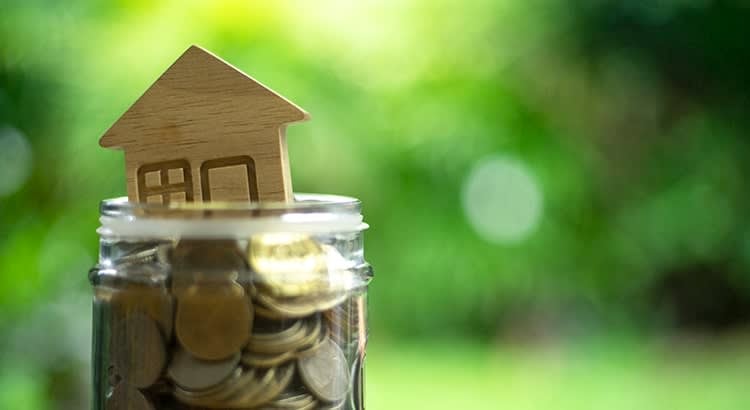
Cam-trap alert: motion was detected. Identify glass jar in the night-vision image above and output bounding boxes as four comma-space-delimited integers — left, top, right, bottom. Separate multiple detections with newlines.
89, 194, 371, 410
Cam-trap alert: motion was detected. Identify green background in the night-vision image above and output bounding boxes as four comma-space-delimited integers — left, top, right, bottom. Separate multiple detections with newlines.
1, 1, 749, 408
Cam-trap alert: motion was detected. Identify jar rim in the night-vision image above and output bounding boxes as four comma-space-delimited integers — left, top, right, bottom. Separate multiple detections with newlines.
101, 193, 361, 216
98, 193, 367, 238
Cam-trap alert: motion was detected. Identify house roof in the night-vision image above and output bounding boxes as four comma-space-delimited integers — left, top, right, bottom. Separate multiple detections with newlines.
99, 45, 310, 148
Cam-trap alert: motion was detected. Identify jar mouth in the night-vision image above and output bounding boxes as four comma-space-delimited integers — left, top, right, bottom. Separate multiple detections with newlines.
98, 193, 366, 239
102, 193, 361, 216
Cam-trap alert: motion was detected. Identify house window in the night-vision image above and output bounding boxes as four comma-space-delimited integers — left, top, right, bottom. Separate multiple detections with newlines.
200, 156, 259, 202
136, 159, 193, 204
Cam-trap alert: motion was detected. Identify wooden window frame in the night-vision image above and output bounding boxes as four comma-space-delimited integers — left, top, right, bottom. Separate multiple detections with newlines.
136, 159, 194, 204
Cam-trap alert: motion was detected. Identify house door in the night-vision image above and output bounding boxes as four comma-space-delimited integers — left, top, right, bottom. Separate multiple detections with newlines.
200, 156, 259, 202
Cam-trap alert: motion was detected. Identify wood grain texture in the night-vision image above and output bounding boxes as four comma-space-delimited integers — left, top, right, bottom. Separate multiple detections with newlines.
100, 45, 309, 203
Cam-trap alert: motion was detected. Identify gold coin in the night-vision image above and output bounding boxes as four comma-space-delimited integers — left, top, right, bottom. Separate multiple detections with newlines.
215, 366, 273, 408
253, 302, 287, 320
110, 311, 166, 389
289, 400, 320, 410
249, 233, 328, 297
266, 391, 316, 409
234, 362, 295, 408
106, 386, 155, 410
243, 317, 325, 369
303, 402, 320, 410
241, 349, 296, 368
255, 290, 349, 318
247, 319, 305, 353
297, 320, 328, 359
247, 318, 320, 355
173, 367, 240, 407
298, 338, 349, 403
319, 399, 347, 410
175, 282, 252, 360
167, 347, 240, 391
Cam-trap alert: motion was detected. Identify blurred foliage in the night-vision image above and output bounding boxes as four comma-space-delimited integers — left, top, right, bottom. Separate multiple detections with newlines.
367, 338, 750, 409
1, 0, 750, 408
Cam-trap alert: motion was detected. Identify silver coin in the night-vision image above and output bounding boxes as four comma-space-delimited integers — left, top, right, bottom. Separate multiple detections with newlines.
298, 338, 349, 403
167, 347, 240, 391
105, 386, 155, 410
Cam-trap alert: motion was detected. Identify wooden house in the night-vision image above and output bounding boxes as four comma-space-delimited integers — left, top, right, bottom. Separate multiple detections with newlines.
99, 45, 309, 203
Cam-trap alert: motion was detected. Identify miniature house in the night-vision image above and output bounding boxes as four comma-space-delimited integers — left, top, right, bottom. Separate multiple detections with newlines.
99, 45, 309, 203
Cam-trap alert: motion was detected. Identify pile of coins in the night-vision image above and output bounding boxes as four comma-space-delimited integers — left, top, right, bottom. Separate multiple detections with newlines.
95, 234, 367, 410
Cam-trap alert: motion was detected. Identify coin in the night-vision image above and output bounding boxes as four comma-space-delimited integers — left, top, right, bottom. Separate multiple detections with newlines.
167, 348, 240, 391
253, 302, 288, 320
100, 235, 369, 410
171, 240, 246, 295
175, 282, 252, 360
176, 364, 295, 409
173, 367, 250, 407
246, 316, 321, 355
297, 320, 328, 358
247, 319, 305, 353
249, 233, 328, 297
106, 386, 156, 410
232, 362, 295, 408
172, 239, 246, 273
298, 338, 349, 403
108, 241, 170, 268
241, 349, 296, 368
110, 311, 166, 389
255, 291, 349, 318
225, 367, 275, 407
124, 246, 168, 267
297, 316, 325, 352
266, 390, 316, 409
110, 285, 174, 342
319, 399, 347, 410
325, 296, 365, 356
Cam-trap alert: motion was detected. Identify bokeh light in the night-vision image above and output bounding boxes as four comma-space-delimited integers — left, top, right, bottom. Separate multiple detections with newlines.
462, 155, 543, 244
0, 126, 33, 197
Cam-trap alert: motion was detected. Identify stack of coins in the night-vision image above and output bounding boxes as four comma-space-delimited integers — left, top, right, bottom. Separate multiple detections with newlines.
97, 234, 366, 410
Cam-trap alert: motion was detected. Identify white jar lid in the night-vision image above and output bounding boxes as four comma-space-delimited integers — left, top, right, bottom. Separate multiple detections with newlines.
98, 193, 368, 239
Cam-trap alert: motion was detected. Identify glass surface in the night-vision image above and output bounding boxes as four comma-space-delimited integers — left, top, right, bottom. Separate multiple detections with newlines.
100, 193, 362, 217
90, 196, 371, 410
